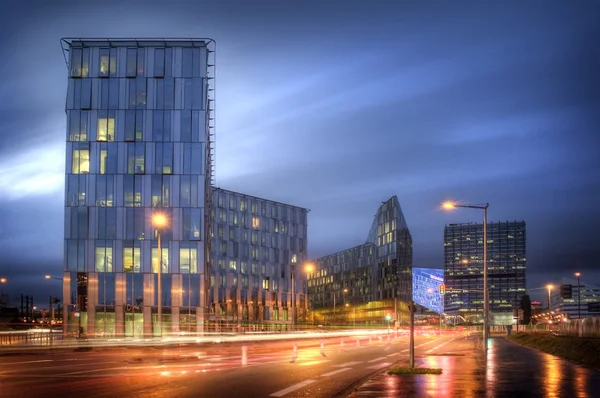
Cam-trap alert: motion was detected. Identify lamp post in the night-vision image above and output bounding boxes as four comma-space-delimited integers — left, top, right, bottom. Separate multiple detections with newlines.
152, 213, 167, 338
0, 277, 6, 298
575, 272, 581, 319
443, 201, 490, 352
304, 263, 314, 326
291, 264, 296, 330
546, 284, 553, 311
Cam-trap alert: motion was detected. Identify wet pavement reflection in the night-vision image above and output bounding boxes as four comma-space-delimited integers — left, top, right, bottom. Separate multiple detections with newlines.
347, 336, 600, 397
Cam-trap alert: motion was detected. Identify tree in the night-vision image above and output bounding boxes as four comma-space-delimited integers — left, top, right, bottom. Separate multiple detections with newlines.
519, 294, 532, 325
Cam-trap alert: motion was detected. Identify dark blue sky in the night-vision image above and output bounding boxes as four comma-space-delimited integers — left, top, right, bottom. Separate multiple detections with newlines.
0, 0, 598, 305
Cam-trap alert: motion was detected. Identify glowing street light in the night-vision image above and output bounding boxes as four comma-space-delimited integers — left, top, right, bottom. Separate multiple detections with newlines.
153, 213, 168, 337
0, 277, 6, 283
442, 200, 490, 352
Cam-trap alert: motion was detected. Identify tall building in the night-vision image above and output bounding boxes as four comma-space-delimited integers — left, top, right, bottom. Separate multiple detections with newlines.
61, 38, 215, 337
211, 188, 309, 329
307, 196, 412, 325
412, 268, 444, 314
444, 221, 526, 324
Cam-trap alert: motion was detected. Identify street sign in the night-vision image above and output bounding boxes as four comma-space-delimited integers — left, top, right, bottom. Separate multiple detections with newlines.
560, 284, 572, 299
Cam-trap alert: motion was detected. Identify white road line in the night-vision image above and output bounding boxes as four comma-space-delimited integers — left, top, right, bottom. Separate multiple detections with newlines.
425, 338, 455, 354
366, 362, 392, 370
333, 361, 363, 367
269, 380, 317, 397
368, 357, 387, 363
387, 353, 401, 357
298, 360, 329, 366
0, 360, 54, 365
400, 349, 409, 353
321, 368, 352, 377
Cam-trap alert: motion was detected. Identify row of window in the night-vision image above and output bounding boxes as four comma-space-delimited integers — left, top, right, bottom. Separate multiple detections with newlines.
215, 192, 307, 224
70, 47, 206, 79
214, 225, 305, 247
68, 77, 205, 112
66, 174, 204, 209
68, 109, 205, 143
69, 142, 204, 175
65, 207, 202, 241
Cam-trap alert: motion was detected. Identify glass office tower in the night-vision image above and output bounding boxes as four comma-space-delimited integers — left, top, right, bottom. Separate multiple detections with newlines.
307, 196, 412, 325
61, 38, 215, 337
444, 221, 526, 323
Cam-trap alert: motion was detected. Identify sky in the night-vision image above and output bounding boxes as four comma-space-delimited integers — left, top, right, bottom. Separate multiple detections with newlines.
0, 0, 598, 306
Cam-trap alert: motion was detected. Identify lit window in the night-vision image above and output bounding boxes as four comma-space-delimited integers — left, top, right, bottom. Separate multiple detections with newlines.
100, 150, 107, 174
180, 248, 197, 273
97, 117, 115, 141
72, 148, 90, 174
152, 247, 169, 273
123, 245, 141, 273
95, 246, 113, 272
252, 216, 260, 230
291, 254, 297, 264
229, 260, 237, 271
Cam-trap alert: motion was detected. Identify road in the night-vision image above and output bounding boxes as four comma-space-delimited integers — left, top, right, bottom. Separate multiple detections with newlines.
0, 331, 472, 398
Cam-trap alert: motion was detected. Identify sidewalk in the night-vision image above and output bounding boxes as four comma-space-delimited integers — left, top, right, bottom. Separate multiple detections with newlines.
346, 336, 600, 397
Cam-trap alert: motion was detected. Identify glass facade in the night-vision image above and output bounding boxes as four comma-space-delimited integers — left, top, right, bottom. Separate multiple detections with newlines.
210, 189, 309, 328
307, 196, 412, 325
61, 38, 214, 337
413, 268, 444, 314
444, 221, 526, 322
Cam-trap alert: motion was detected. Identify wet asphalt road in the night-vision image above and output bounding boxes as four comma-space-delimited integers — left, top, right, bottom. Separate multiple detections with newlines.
0, 331, 468, 398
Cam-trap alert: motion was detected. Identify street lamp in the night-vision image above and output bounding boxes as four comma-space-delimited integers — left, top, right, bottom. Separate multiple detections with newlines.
575, 272, 581, 319
546, 284, 553, 311
304, 263, 314, 325
442, 200, 490, 352
153, 213, 167, 337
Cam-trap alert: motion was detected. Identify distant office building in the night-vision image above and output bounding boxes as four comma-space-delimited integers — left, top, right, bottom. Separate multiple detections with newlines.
444, 221, 526, 323
60, 38, 215, 337
307, 196, 412, 325
413, 268, 444, 314
551, 279, 600, 319
211, 188, 309, 328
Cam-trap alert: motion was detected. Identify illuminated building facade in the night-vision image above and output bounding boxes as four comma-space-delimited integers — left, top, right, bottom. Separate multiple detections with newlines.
61, 38, 215, 337
307, 196, 412, 325
550, 279, 600, 319
444, 221, 526, 323
412, 268, 444, 314
210, 188, 309, 328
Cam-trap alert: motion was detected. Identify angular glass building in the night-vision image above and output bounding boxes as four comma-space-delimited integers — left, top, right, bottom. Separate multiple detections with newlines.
211, 188, 309, 330
307, 196, 412, 325
444, 221, 526, 323
60, 38, 215, 337
413, 268, 444, 314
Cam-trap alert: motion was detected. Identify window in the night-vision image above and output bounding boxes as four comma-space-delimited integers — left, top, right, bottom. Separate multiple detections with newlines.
80, 79, 92, 109
252, 217, 260, 230
180, 110, 192, 142
66, 174, 86, 206
109, 79, 119, 109
192, 78, 203, 109
124, 110, 135, 141
98, 48, 116, 77
229, 260, 237, 271
240, 200, 247, 212
180, 248, 197, 273
135, 77, 146, 108
70, 48, 83, 78
182, 208, 201, 240
72, 144, 90, 174
154, 48, 165, 77
127, 143, 145, 174
126, 48, 137, 77
291, 254, 297, 264
97, 111, 115, 141
95, 174, 114, 207
69, 111, 88, 141
152, 247, 169, 273
95, 244, 113, 272
136, 48, 145, 76
123, 242, 141, 273
182, 48, 193, 77
183, 143, 202, 174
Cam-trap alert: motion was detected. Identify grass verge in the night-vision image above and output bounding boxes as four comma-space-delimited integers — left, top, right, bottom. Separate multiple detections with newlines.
388, 367, 443, 375
508, 332, 600, 369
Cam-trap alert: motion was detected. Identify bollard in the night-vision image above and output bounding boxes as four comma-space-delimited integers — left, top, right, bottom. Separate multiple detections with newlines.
290, 342, 298, 363
241, 345, 248, 366
320, 340, 327, 357
340, 338, 344, 347
356, 339, 360, 347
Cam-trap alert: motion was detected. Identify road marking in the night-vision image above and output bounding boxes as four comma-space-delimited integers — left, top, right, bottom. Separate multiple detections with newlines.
321, 368, 352, 377
298, 360, 329, 366
269, 379, 316, 397
333, 361, 363, 367
366, 362, 392, 370
387, 352, 401, 357
367, 357, 387, 363
0, 360, 54, 365
400, 349, 409, 353
426, 338, 455, 354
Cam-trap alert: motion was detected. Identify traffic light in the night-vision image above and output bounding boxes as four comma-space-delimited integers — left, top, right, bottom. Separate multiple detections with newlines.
385, 313, 392, 321
560, 284, 572, 299
439, 284, 446, 295
74, 312, 80, 317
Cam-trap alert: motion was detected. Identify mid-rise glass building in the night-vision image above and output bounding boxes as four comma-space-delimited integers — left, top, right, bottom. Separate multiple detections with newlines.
444, 221, 526, 323
307, 196, 412, 325
61, 38, 215, 337
413, 268, 444, 314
